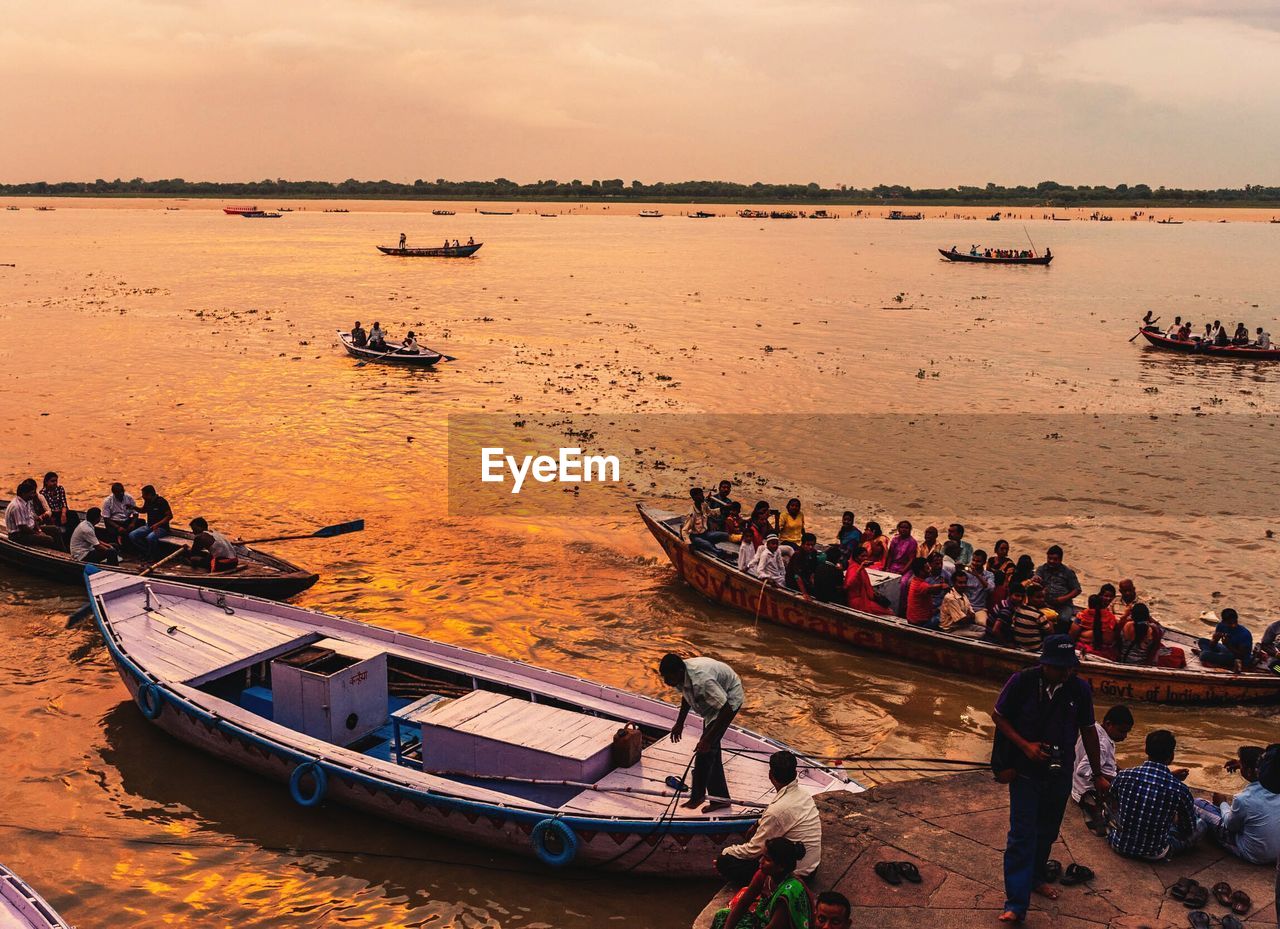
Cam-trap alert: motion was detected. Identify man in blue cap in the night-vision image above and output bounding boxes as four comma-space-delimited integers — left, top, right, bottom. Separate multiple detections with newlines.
992, 634, 1108, 924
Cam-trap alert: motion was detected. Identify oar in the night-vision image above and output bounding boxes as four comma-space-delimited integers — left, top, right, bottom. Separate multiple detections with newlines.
238, 519, 364, 545
753, 576, 769, 628
1129, 315, 1160, 342
140, 546, 189, 578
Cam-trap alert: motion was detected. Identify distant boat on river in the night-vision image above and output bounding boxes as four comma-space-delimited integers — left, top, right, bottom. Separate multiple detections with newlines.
886, 210, 923, 220
223, 205, 258, 215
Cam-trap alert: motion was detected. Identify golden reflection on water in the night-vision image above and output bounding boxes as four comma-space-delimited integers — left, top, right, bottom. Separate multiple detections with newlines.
0, 201, 1278, 927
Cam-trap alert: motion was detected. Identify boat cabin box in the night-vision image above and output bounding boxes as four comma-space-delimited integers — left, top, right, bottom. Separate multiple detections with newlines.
271, 639, 388, 746
412, 690, 620, 783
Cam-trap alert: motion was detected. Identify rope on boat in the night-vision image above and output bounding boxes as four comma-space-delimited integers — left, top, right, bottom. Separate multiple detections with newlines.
423, 769, 768, 809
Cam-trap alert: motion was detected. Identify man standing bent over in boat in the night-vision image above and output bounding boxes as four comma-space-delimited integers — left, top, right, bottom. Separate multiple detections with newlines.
992, 635, 1107, 924
659, 653, 744, 812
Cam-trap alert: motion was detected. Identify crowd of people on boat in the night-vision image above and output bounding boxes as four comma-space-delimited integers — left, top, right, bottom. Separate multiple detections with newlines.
349, 321, 424, 354
1150, 313, 1271, 349
680, 485, 1279, 672
3, 475, 238, 571
950, 245, 1049, 259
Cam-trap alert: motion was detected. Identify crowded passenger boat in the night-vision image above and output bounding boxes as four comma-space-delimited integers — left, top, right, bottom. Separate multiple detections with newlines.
939, 245, 1053, 265
638, 488, 1280, 705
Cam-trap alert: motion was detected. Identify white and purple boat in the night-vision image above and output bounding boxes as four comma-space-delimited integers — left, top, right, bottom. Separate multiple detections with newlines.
0, 865, 72, 929
86, 569, 858, 874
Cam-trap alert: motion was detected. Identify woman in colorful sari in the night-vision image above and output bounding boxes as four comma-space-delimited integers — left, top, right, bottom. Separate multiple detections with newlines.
883, 520, 918, 575
712, 837, 812, 929
861, 521, 888, 570
1069, 593, 1118, 660
844, 544, 890, 615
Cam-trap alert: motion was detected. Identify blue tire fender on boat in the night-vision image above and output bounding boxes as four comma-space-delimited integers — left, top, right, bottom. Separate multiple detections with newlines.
531, 818, 578, 868
289, 761, 327, 807
136, 681, 163, 719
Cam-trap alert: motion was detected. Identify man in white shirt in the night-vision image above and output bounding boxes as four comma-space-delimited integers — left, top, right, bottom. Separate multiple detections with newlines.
1256, 327, 1272, 350
748, 535, 787, 585
70, 507, 120, 565
4, 479, 62, 548
716, 751, 822, 887
1072, 704, 1133, 802
659, 653, 745, 812
101, 482, 139, 544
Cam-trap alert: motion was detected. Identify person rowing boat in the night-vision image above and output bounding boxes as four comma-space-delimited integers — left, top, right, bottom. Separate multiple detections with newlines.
185, 517, 239, 572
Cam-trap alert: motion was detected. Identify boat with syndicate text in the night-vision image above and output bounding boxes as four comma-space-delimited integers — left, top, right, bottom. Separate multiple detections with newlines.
939, 248, 1052, 266
0, 864, 71, 929
0, 501, 318, 600
87, 570, 858, 874
376, 242, 481, 258
638, 504, 1280, 705
1138, 328, 1280, 361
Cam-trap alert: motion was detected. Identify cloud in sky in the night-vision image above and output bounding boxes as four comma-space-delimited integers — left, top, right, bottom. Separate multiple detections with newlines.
0, 0, 1275, 186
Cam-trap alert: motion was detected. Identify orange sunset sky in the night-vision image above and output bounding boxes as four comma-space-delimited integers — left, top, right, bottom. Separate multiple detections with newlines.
1, 0, 1277, 187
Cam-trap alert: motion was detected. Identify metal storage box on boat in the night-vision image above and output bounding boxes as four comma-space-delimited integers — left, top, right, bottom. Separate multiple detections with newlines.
271, 638, 388, 746
415, 690, 620, 782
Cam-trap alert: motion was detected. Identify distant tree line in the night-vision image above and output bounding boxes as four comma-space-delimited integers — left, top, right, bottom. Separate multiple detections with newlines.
3, 176, 1280, 206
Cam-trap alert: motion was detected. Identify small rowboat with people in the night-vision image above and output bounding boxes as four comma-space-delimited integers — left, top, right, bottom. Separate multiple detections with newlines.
338, 331, 447, 366
638, 210, 663, 218
886, 210, 924, 220
939, 248, 1052, 266
0, 864, 71, 929
376, 242, 482, 258
638, 504, 1280, 705
1137, 328, 1280, 361
0, 501, 319, 599
87, 570, 858, 874
432, 209, 455, 216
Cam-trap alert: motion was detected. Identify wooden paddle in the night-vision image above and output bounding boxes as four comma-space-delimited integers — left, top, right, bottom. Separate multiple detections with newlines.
139, 546, 188, 578
753, 576, 769, 628
238, 519, 364, 545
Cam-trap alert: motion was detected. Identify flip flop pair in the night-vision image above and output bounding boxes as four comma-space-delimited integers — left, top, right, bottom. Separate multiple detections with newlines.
1060, 863, 1094, 886
1189, 913, 1246, 929
873, 861, 922, 885
1184, 885, 1210, 909
1207, 882, 1250, 914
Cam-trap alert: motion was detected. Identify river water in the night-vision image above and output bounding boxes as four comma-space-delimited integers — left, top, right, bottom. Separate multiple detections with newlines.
0, 199, 1277, 928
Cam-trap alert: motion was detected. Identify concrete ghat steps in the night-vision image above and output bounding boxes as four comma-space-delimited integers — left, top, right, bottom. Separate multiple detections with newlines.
692, 771, 1276, 929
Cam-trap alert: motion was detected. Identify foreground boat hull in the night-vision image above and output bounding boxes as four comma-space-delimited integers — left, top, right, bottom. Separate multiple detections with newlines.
939, 249, 1052, 265
88, 571, 855, 874
0, 864, 71, 929
1139, 330, 1280, 361
638, 505, 1280, 705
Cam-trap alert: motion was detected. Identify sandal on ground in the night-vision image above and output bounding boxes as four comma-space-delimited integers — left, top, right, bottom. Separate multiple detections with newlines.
1187, 911, 1213, 929
895, 862, 922, 884
1222, 916, 1244, 929
1043, 859, 1063, 883
1171, 877, 1199, 900
1060, 864, 1095, 886
1229, 891, 1250, 916
874, 861, 903, 886
1183, 886, 1210, 909
1212, 883, 1233, 907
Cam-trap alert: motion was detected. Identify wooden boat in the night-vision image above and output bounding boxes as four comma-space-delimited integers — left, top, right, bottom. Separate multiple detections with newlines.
1138, 329, 1280, 361
87, 570, 858, 874
737, 209, 768, 219
638, 210, 663, 218
987, 213, 1001, 221
769, 211, 797, 219
4, 206, 18, 211
540, 213, 559, 218
432, 210, 455, 216
223, 205, 258, 215
1158, 219, 1183, 225
0, 864, 71, 929
34, 207, 55, 212
376, 242, 481, 258
0, 501, 318, 600
339, 332, 446, 366
242, 211, 283, 219
886, 210, 923, 220
478, 210, 514, 216
808, 210, 833, 219
939, 248, 1052, 265
690, 211, 716, 219
638, 504, 1280, 705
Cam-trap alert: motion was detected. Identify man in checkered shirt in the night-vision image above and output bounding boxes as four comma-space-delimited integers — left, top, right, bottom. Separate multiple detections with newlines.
1108, 729, 1202, 859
